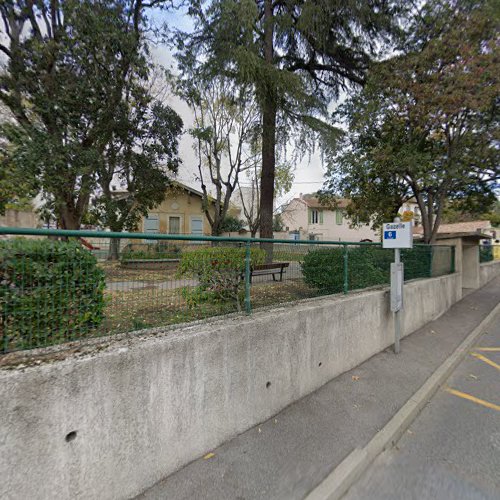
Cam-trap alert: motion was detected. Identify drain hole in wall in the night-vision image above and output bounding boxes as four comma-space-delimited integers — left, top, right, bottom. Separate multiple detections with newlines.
318, 362, 322, 367
65, 431, 77, 442
266, 381, 271, 389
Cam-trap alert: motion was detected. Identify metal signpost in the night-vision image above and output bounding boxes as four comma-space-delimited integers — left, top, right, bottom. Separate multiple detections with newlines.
383, 219, 413, 354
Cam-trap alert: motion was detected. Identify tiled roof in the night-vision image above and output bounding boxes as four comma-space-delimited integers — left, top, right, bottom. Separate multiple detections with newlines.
413, 220, 491, 234
300, 195, 349, 209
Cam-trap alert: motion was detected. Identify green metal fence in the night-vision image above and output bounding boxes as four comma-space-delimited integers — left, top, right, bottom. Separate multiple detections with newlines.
479, 244, 500, 263
0, 227, 455, 354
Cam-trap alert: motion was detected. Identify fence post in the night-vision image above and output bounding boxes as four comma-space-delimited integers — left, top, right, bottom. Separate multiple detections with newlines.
343, 244, 349, 294
244, 241, 252, 314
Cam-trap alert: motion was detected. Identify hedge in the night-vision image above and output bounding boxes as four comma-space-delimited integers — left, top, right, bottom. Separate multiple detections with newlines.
479, 245, 494, 263
121, 242, 182, 261
301, 245, 434, 295
0, 239, 106, 351
301, 247, 388, 294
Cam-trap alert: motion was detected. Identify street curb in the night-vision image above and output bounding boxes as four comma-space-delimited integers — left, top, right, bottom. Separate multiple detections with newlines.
305, 301, 500, 500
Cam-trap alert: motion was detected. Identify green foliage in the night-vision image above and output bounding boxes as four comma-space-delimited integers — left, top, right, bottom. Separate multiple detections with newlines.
219, 216, 245, 233
0, 239, 106, 351
480, 245, 494, 263
177, 246, 265, 309
442, 199, 500, 226
301, 245, 435, 294
121, 242, 182, 261
173, 73, 259, 236
175, 0, 399, 239
120, 242, 181, 261
323, 1, 499, 243
0, 1, 174, 229
301, 247, 387, 294
401, 247, 432, 280
0, 152, 37, 215
273, 214, 285, 232
91, 101, 183, 239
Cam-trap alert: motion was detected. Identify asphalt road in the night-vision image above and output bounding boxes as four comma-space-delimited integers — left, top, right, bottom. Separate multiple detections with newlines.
345, 314, 500, 500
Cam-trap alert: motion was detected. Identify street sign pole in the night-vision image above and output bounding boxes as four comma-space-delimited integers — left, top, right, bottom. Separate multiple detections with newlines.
383, 217, 412, 355
394, 247, 402, 354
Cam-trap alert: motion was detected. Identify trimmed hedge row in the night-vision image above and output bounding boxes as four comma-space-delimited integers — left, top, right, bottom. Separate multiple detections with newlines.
479, 245, 494, 263
121, 242, 182, 261
301, 245, 433, 295
1, 239, 106, 351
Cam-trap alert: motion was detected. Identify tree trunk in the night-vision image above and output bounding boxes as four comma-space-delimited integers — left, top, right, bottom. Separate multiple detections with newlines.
108, 238, 121, 261
59, 206, 81, 230
259, 0, 276, 262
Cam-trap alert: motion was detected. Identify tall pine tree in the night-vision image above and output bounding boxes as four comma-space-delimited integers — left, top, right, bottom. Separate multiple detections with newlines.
174, 0, 401, 246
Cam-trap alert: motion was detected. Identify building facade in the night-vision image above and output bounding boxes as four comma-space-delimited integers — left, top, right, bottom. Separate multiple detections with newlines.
280, 195, 380, 242
140, 182, 241, 236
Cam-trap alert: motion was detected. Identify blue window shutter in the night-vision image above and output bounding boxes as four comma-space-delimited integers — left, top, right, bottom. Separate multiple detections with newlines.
319, 210, 324, 224
308, 209, 312, 224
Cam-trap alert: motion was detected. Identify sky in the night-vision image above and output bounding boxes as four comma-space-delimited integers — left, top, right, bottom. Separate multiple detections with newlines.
148, 7, 328, 208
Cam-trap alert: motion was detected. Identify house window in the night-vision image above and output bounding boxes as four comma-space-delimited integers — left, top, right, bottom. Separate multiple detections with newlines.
309, 209, 323, 225
144, 215, 159, 233
336, 210, 343, 225
169, 216, 181, 234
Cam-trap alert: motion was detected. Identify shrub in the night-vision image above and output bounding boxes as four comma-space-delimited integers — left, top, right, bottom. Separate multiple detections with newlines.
219, 216, 245, 233
401, 246, 432, 279
121, 242, 181, 261
479, 245, 493, 263
177, 246, 265, 310
301, 246, 388, 294
301, 245, 437, 295
0, 239, 106, 351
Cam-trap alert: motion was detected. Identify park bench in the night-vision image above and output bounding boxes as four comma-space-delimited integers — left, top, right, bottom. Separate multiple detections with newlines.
249, 262, 290, 283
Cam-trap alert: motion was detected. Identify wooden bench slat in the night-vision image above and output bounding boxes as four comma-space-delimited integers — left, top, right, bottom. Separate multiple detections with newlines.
246, 262, 290, 283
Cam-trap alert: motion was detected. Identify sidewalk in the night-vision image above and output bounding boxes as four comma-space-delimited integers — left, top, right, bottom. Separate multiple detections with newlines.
137, 277, 500, 500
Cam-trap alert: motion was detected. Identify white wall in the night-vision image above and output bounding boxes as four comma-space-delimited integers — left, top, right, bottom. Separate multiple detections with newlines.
308, 209, 379, 242
0, 273, 461, 500
281, 198, 309, 234
281, 198, 380, 242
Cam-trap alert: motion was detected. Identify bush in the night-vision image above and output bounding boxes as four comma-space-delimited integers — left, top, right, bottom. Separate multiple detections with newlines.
301, 246, 388, 294
121, 242, 181, 261
177, 246, 265, 310
0, 239, 106, 351
401, 246, 432, 279
301, 245, 436, 295
479, 245, 493, 263
219, 216, 245, 233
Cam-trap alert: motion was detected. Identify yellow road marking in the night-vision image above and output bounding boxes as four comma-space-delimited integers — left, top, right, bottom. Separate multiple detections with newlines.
474, 347, 500, 352
471, 352, 500, 371
445, 387, 500, 412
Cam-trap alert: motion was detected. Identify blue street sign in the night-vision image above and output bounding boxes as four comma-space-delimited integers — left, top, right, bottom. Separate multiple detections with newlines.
384, 230, 396, 240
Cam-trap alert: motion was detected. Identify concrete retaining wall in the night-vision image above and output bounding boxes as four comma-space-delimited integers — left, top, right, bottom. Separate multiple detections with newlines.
479, 260, 500, 287
0, 273, 461, 500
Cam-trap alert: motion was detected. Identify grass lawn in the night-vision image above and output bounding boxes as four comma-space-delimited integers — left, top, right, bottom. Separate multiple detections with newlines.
101, 279, 318, 334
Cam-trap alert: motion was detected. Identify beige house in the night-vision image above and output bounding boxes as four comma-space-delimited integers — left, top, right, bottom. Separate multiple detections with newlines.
280, 194, 380, 242
140, 182, 241, 236
0, 207, 40, 229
